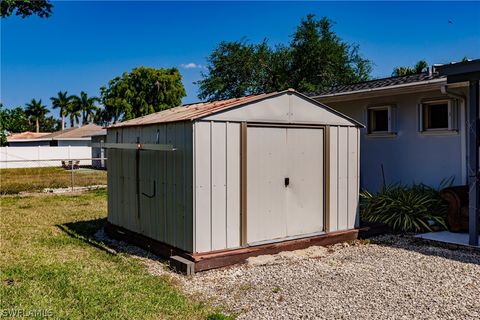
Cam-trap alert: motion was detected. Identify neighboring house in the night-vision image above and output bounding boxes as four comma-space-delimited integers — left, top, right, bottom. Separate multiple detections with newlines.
6, 131, 51, 146
91, 131, 107, 169
7, 124, 106, 147
308, 64, 473, 192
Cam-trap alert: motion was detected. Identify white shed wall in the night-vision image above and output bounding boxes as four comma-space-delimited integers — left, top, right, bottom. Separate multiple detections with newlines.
107, 122, 194, 252
204, 94, 355, 126
326, 126, 360, 232
193, 121, 241, 253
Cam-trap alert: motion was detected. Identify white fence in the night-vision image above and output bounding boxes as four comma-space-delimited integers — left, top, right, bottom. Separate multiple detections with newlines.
0, 146, 92, 169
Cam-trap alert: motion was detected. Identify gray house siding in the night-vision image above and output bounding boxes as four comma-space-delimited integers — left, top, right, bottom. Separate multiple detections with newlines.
318, 88, 468, 192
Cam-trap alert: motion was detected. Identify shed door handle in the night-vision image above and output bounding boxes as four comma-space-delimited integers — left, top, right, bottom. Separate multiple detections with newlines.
284, 177, 290, 187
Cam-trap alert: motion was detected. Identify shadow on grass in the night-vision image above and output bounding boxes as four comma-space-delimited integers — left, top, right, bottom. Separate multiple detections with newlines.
370, 234, 480, 266
56, 218, 168, 264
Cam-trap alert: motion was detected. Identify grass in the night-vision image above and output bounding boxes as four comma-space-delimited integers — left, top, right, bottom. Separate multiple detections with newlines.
0, 189, 218, 319
0, 167, 107, 194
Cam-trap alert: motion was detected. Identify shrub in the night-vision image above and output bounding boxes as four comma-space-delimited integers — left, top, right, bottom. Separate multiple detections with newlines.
360, 181, 451, 233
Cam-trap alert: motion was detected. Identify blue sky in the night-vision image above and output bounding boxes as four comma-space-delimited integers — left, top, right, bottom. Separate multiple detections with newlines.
2, 1, 479, 117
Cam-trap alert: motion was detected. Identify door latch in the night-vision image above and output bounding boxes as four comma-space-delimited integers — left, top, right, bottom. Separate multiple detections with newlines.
284, 177, 290, 187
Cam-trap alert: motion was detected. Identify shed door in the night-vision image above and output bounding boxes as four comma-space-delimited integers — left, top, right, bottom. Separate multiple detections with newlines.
246, 126, 324, 244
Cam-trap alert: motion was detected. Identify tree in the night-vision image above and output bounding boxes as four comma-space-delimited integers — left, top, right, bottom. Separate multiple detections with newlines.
1, 0, 53, 18
25, 99, 49, 133
39, 115, 61, 132
0, 104, 31, 146
197, 40, 275, 100
197, 14, 372, 100
289, 15, 371, 92
71, 91, 99, 125
50, 91, 72, 130
100, 67, 186, 123
64, 101, 81, 128
392, 60, 428, 76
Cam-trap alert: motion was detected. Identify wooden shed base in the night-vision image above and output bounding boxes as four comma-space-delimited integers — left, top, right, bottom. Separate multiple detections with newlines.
105, 222, 359, 272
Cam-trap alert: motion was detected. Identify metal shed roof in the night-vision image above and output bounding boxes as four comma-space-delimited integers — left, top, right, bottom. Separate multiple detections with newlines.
110, 89, 363, 128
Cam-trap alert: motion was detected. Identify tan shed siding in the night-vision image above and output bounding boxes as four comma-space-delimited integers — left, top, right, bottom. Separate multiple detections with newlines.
194, 121, 212, 252
194, 121, 241, 253
326, 126, 360, 232
328, 126, 338, 232
337, 127, 349, 230
203, 94, 358, 126
106, 122, 194, 252
347, 127, 359, 229
211, 122, 228, 250
226, 122, 241, 248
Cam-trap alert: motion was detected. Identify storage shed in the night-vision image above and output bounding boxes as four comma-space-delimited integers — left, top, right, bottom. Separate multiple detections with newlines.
105, 89, 363, 272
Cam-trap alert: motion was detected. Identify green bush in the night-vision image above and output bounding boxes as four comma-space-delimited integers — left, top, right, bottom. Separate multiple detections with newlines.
360, 181, 451, 233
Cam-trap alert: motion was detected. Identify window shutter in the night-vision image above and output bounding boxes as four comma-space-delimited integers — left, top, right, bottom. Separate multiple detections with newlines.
418, 103, 424, 132
448, 99, 458, 131
388, 105, 397, 133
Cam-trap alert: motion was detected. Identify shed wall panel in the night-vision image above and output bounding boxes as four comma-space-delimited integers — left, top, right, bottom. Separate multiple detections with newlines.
337, 127, 349, 230
203, 94, 358, 126
194, 122, 212, 252
328, 126, 339, 232
226, 122, 241, 248
348, 127, 359, 229
107, 122, 194, 252
174, 122, 186, 250
165, 124, 176, 246
193, 121, 243, 252
211, 122, 228, 250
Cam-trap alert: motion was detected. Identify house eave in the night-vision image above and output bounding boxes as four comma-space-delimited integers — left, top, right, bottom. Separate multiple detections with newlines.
311, 78, 468, 103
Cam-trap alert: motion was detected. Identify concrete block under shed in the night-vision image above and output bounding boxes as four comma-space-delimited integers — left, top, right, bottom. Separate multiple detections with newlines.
169, 255, 195, 275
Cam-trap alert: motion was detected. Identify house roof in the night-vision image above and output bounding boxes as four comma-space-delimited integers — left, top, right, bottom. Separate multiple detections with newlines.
40, 124, 105, 140
306, 72, 446, 98
6, 131, 50, 141
7, 124, 105, 142
110, 91, 283, 128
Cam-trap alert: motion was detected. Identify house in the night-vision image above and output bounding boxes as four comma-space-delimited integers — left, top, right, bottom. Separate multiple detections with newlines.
308, 59, 479, 246
7, 131, 51, 146
308, 65, 471, 192
7, 124, 106, 147
2, 124, 107, 169
104, 89, 362, 272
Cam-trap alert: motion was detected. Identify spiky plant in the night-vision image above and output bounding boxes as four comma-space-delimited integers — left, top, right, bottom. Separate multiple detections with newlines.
360, 179, 453, 233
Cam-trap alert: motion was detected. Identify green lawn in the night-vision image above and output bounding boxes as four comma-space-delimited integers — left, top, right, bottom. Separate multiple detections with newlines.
0, 190, 219, 319
0, 167, 107, 194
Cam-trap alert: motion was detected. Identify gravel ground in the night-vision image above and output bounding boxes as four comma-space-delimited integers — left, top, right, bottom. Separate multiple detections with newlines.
95, 231, 480, 319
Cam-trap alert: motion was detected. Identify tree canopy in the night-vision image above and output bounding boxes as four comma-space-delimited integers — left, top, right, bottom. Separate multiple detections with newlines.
71, 91, 99, 125
1, 0, 53, 18
25, 99, 49, 133
392, 60, 428, 76
0, 103, 61, 145
100, 67, 186, 123
197, 14, 372, 100
50, 91, 71, 130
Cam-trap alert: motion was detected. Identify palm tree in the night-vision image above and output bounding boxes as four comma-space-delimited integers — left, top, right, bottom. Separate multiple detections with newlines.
71, 91, 100, 125
64, 102, 81, 128
392, 60, 428, 76
50, 91, 72, 130
25, 99, 49, 133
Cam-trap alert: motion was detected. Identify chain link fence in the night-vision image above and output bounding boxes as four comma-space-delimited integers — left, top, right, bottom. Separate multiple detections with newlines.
0, 158, 107, 195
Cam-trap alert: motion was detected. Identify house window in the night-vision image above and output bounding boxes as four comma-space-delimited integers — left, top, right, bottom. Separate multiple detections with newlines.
419, 99, 457, 132
367, 106, 395, 135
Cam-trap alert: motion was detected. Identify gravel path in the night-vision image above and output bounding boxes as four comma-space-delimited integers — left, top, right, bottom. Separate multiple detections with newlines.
96, 231, 480, 319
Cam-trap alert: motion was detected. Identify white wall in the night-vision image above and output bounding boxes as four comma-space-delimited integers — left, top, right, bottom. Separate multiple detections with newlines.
327, 126, 360, 232
107, 122, 194, 252
193, 121, 241, 253
0, 146, 92, 168
320, 88, 467, 192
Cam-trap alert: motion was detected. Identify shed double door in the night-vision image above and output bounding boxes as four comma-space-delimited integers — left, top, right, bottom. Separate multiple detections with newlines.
246, 126, 324, 244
